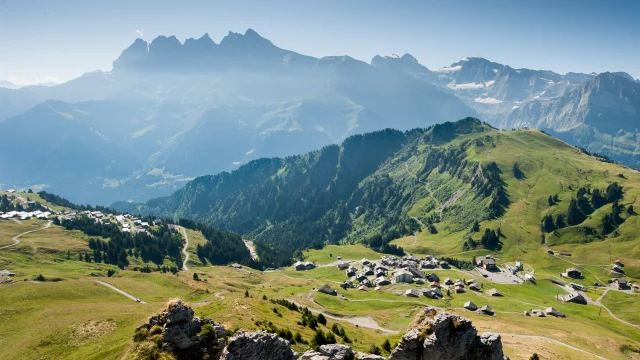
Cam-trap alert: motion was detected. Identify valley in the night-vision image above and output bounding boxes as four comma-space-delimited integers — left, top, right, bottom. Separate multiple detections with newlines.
1, 120, 640, 359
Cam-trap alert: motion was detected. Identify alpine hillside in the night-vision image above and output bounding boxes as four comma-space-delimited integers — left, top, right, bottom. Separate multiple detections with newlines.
117, 118, 640, 278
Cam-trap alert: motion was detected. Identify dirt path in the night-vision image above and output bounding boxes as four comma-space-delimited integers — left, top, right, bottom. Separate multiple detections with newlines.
498, 333, 607, 360
214, 291, 228, 300
180, 227, 189, 271
592, 288, 640, 330
95, 280, 146, 304
286, 298, 399, 334
0, 220, 51, 250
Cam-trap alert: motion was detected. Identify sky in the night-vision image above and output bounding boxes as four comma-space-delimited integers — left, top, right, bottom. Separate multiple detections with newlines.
1, 0, 639, 84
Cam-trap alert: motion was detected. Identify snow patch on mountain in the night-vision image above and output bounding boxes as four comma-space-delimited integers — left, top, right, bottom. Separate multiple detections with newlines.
475, 97, 503, 104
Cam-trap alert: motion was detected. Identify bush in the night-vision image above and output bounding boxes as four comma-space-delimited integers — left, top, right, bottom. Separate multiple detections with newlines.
369, 344, 381, 355
133, 327, 149, 342
317, 313, 327, 326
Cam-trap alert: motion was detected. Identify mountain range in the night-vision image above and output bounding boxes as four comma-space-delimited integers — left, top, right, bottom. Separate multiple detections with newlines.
1, 29, 639, 204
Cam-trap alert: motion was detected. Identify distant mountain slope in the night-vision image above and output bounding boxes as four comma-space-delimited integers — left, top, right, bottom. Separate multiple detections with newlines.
371, 55, 596, 115
116, 118, 640, 277
0, 101, 139, 203
0, 87, 44, 122
503, 72, 640, 166
0, 30, 475, 205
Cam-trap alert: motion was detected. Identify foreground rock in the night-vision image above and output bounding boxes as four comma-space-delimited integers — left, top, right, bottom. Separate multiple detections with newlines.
388, 307, 509, 360
128, 301, 508, 360
129, 299, 229, 359
221, 330, 298, 360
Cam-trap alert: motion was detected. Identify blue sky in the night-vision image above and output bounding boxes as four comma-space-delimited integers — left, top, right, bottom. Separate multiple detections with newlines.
1, 0, 639, 84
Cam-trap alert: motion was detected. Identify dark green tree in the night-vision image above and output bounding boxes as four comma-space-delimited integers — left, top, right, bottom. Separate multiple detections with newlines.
541, 214, 555, 233
381, 338, 392, 352
317, 313, 327, 326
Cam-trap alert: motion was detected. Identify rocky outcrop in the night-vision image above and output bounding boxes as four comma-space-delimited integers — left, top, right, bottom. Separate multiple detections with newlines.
300, 344, 355, 360
220, 330, 298, 360
130, 301, 507, 360
132, 299, 228, 358
388, 307, 508, 360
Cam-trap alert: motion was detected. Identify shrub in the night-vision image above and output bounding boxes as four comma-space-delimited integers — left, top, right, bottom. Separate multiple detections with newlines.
133, 327, 149, 342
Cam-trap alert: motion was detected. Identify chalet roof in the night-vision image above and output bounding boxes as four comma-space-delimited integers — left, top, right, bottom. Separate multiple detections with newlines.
486, 288, 503, 296
318, 284, 336, 295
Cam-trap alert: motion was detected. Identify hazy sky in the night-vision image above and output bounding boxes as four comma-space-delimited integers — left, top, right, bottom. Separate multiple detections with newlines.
1, 0, 639, 84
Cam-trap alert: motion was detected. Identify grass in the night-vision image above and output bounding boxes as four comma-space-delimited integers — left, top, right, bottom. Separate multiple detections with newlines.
601, 290, 640, 326
2, 129, 640, 359
302, 244, 382, 264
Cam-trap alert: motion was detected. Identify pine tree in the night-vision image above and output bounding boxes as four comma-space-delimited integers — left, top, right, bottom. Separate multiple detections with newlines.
317, 313, 327, 326
548, 195, 554, 207
554, 214, 565, 229
541, 215, 555, 233
553, 194, 559, 202
245, 289, 249, 297
566, 198, 580, 226
381, 339, 391, 352
472, 220, 480, 232
529, 353, 540, 360
627, 205, 634, 215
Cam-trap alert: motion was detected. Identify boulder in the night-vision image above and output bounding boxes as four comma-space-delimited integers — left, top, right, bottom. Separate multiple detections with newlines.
319, 344, 355, 359
220, 330, 298, 360
355, 353, 386, 360
300, 350, 330, 360
388, 307, 509, 360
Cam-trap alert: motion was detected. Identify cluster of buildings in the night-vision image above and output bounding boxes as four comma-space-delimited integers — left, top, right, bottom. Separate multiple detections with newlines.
524, 307, 565, 318
0, 210, 52, 221
331, 255, 457, 298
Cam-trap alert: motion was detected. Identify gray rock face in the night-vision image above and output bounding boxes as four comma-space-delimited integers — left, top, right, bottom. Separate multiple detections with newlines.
388, 307, 509, 360
136, 299, 228, 357
319, 344, 355, 360
220, 330, 298, 360
300, 350, 331, 360
165, 299, 195, 325
355, 352, 386, 360
135, 301, 508, 360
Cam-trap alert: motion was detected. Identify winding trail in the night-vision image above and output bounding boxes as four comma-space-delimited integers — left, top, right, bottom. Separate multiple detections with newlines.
180, 227, 189, 271
498, 333, 607, 360
286, 298, 399, 334
214, 291, 229, 300
593, 288, 640, 330
0, 220, 51, 250
95, 280, 146, 304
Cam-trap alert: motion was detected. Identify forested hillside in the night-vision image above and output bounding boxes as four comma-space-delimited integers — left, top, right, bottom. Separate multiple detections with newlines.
118, 119, 511, 250
117, 117, 640, 278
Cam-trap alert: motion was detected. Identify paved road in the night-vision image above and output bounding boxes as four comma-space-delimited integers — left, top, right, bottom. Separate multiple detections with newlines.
95, 280, 146, 304
0, 220, 51, 250
180, 227, 189, 271
499, 333, 607, 360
